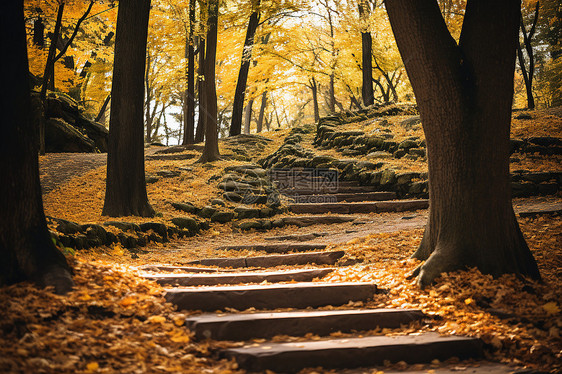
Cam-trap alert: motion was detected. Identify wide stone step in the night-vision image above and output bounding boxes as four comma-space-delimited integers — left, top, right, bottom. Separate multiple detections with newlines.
145, 268, 333, 287
280, 186, 378, 195
288, 191, 397, 203
214, 243, 327, 253
289, 199, 429, 214
138, 265, 222, 273
264, 232, 328, 242
187, 250, 345, 268
186, 308, 425, 340
220, 333, 483, 372
280, 215, 356, 227
166, 282, 379, 311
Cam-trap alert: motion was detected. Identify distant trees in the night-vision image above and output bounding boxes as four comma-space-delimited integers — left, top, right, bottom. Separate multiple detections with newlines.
1, 0, 73, 294
102, 0, 154, 217
517, 0, 540, 109
386, 0, 541, 287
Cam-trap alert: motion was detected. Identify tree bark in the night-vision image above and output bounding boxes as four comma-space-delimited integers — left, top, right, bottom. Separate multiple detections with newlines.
102, 0, 154, 217
359, 1, 374, 107
182, 0, 196, 145
195, 35, 206, 143
244, 98, 254, 134
386, 0, 540, 286
257, 91, 267, 132
95, 93, 111, 123
229, 0, 261, 136
1, 0, 73, 294
310, 78, 320, 123
198, 0, 221, 163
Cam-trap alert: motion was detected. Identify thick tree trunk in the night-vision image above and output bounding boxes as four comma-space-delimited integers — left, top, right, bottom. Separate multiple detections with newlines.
359, 1, 374, 107
198, 0, 221, 163
386, 0, 540, 286
195, 35, 206, 143
1, 1, 73, 294
229, 2, 261, 137
102, 0, 154, 217
182, 0, 196, 145
257, 91, 267, 133
244, 98, 254, 134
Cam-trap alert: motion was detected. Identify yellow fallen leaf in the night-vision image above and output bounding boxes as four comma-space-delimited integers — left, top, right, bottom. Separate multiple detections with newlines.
173, 316, 185, 327
148, 315, 166, 324
542, 302, 560, 315
79, 292, 92, 301
464, 298, 474, 305
86, 362, 99, 372
170, 333, 190, 343
119, 296, 137, 307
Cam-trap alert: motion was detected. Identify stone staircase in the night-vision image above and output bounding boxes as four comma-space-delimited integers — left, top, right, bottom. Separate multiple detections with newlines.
138, 242, 493, 373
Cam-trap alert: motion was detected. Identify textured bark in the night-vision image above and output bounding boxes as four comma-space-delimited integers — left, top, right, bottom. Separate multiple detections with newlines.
195, 35, 206, 143
310, 78, 320, 123
257, 91, 267, 132
198, 0, 221, 163
229, 1, 261, 136
359, 1, 374, 107
102, 0, 154, 217
244, 98, 254, 134
182, 0, 196, 145
0, 1, 73, 294
386, 0, 540, 286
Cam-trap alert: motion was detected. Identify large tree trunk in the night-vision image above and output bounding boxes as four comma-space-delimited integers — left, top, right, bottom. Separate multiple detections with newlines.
386, 0, 540, 286
0, 1, 73, 294
195, 35, 206, 143
359, 1, 374, 107
182, 0, 196, 145
198, 0, 220, 163
102, 0, 154, 217
229, 1, 261, 137
244, 98, 254, 134
257, 91, 267, 133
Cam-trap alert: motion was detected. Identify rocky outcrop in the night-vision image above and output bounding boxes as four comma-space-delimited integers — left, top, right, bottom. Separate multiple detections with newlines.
32, 91, 109, 153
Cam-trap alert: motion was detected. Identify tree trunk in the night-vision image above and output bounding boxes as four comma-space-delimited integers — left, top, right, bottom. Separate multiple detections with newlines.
257, 91, 267, 132
145, 53, 152, 143
229, 1, 261, 137
95, 94, 111, 123
33, 16, 45, 47
38, 2, 65, 155
328, 73, 336, 113
182, 0, 196, 145
359, 1, 374, 107
0, 1, 73, 294
386, 0, 540, 287
518, 2, 539, 110
310, 78, 320, 123
195, 35, 206, 143
244, 98, 254, 134
102, 0, 154, 217
198, 0, 221, 163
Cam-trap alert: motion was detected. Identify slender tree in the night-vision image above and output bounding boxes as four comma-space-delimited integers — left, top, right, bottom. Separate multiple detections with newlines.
244, 98, 254, 134
182, 0, 196, 145
256, 91, 267, 132
229, 0, 261, 136
102, 0, 154, 217
198, 0, 221, 162
385, 0, 540, 286
359, 0, 374, 107
0, 0, 73, 294
517, 1, 540, 109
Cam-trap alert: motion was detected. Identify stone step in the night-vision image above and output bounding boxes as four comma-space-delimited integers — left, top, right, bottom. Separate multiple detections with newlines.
166, 282, 379, 311
137, 265, 223, 273
280, 215, 356, 227
186, 308, 425, 340
289, 199, 429, 214
287, 191, 397, 203
187, 250, 345, 268
214, 243, 327, 253
264, 232, 328, 242
145, 268, 334, 287
280, 186, 378, 195
220, 333, 483, 372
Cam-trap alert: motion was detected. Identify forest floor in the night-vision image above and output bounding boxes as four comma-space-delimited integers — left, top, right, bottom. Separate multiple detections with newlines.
1, 109, 561, 373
